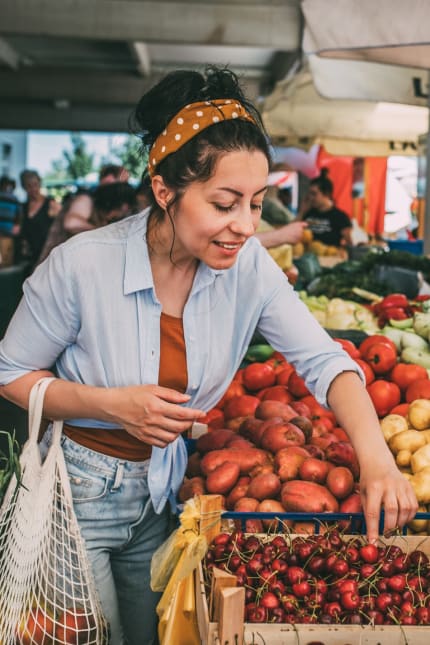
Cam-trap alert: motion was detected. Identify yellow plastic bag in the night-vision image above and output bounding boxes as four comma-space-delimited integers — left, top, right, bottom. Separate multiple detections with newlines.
151, 498, 214, 645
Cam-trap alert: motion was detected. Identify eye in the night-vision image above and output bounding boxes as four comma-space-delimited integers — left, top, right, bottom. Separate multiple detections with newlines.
214, 203, 235, 213
251, 203, 263, 212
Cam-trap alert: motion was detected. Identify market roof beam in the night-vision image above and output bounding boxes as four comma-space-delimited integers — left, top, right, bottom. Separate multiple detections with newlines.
0, 0, 301, 49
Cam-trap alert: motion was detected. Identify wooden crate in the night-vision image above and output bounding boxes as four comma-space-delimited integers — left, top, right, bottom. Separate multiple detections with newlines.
195, 535, 430, 645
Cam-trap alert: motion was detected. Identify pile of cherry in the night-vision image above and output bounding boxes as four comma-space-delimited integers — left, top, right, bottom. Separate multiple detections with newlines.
204, 528, 430, 625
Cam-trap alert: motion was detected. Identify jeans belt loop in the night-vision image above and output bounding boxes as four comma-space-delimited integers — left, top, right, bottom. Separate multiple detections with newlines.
111, 461, 125, 491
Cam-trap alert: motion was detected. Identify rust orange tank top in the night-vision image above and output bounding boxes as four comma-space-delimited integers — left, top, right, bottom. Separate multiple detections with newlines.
63, 312, 188, 460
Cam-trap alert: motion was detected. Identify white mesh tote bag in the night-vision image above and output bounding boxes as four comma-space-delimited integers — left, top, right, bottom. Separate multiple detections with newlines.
0, 377, 108, 644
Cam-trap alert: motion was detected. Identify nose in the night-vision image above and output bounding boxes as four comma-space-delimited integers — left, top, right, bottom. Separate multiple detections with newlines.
229, 206, 257, 237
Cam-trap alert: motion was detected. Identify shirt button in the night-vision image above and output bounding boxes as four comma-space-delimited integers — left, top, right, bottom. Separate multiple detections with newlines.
73, 477, 82, 485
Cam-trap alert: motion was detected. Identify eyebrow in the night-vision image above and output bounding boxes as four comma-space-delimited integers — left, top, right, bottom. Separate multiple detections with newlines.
216, 186, 268, 198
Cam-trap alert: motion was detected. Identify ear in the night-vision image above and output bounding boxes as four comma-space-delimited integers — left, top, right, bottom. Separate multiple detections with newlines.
151, 175, 174, 211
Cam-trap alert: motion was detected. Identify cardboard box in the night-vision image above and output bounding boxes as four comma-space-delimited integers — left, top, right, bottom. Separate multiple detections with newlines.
195, 535, 430, 645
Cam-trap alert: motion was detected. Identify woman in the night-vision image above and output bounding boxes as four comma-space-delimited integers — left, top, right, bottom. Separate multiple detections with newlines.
300, 169, 353, 248
19, 169, 60, 268
0, 68, 417, 644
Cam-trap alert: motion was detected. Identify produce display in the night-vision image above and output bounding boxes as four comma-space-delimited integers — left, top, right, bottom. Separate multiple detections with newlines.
180, 326, 430, 534
203, 529, 430, 625
301, 249, 430, 300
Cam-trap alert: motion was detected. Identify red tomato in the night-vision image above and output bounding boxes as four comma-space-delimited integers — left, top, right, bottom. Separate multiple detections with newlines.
389, 402, 409, 416
233, 368, 244, 384
361, 342, 398, 375
367, 380, 401, 417
354, 358, 376, 385
405, 378, 430, 403
223, 394, 260, 420
260, 385, 294, 404
242, 362, 276, 391
359, 334, 397, 358
276, 364, 295, 386
333, 338, 360, 359
215, 380, 245, 409
390, 363, 429, 393
380, 293, 410, 309
287, 372, 311, 398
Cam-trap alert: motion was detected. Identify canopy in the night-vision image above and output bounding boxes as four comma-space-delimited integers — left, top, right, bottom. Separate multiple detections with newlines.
262, 67, 428, 157
302, 0, 430, 69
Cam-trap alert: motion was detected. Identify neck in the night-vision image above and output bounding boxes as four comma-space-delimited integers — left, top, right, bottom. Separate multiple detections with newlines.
147, 212, 198, 274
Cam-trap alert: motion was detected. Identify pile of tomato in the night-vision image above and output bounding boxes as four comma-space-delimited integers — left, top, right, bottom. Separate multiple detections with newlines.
202, 333, 430, 430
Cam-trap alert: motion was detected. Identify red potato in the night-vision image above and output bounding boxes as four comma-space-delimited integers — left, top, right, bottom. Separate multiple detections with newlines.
247, 472, 281, 501
196, 428, 236, 454
225, 416, 249, 432
249, 462, 275, 478
255, 400, 297, 422
186, 452, 202, 477
223, 394, 260, 420
303, 444, 325, 460
206, 461, 240, 494
325, 441, 360, 479
338, 492, 363, 530
226, 437, 254, 450
275, 446, 309, 481
326, 466, 355, 500
200, 447, 271, 475
178, 476, 206, 503
289, 400, 312, 419
238, 417, 265, 445
340, 492, 362, 513
281, 480, 339, 513
310, 432, 339, 450
298, 457, 330, 484
289, 416, 313, 442
225, 476, 251, 510
260, 421, 305, 453
233, 497, 259, 512
257, 499, 291, 531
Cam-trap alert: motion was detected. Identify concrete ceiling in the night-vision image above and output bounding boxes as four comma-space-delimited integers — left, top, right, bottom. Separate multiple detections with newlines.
0, 0, 303, 132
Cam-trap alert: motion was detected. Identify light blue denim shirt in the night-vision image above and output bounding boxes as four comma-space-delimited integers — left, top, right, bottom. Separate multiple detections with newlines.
0, 210, 363, 511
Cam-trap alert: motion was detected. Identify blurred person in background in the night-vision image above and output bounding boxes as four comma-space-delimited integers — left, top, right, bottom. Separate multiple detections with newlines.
63, 164, 129, 236
19, 169, 61, 269
299, 168, 352, 248
37, 182, 137, 265
0, 176, 22, 266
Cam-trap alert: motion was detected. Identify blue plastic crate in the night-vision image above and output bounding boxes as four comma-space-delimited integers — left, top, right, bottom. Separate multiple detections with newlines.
387, 239, 424, 256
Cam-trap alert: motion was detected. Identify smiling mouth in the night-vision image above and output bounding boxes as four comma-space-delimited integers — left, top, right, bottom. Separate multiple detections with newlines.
213, 241, 242, 250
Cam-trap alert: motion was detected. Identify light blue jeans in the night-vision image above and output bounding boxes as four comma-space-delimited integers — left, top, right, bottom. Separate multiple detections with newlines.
41, 429, 171, 645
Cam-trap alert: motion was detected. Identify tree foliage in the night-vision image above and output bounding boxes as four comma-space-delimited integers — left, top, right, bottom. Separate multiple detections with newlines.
113, 136, 147, 180
62, 133, 95, 180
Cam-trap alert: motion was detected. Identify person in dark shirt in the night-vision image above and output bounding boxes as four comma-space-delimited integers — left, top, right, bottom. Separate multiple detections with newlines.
300, 169, 352, 248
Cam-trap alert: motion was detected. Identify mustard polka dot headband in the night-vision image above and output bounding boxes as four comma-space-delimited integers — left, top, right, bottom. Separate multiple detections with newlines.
147, 99, 256, 177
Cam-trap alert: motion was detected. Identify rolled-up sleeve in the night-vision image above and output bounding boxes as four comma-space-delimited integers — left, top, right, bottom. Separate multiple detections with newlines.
0, 247, 80, 384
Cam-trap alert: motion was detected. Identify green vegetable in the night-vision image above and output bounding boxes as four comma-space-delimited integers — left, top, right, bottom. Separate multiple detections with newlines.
0, 431, 21, 506
245, 344, 274, 363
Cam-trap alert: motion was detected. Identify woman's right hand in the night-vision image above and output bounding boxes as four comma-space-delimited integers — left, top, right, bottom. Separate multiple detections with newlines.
105, 384, 206, 447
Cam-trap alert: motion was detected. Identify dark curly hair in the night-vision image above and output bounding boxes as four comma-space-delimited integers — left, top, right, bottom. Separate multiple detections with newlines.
129, 66, 272, 214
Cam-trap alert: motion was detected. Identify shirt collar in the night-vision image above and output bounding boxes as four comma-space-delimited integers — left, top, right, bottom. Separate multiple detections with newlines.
124, 209, 226, 296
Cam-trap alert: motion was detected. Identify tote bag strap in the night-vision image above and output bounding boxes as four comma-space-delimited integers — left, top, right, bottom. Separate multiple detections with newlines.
27, 377, 62, 448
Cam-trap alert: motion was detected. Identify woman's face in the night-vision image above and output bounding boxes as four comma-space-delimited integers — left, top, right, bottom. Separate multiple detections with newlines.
23, 176, 41, 200
166, 149, 269, 270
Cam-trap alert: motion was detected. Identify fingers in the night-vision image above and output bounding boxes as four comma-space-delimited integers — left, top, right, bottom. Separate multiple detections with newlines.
363, 478, 419, 542
362, 490, 382, 544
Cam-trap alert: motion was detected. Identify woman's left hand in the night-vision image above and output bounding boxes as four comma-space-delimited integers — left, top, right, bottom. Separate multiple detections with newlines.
359, 458, 418, 543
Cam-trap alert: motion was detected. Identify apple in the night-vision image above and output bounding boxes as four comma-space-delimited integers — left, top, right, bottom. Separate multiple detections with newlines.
16, 606, 54, 645
55, 607, 96, 645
